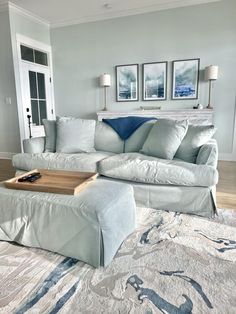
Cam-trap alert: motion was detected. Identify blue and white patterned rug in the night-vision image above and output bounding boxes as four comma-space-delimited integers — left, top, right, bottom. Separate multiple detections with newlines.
0, 208, 236, 314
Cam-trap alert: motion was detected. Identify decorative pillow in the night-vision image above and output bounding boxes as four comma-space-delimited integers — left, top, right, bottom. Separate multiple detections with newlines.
140, 119, 189, 160
124, 121, 155, 153
42, 119, 56, 152
56, 117, 96, 153
175, 125, 216, 163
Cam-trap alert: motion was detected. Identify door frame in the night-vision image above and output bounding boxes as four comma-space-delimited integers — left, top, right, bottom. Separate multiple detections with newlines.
16, 34, 55, 147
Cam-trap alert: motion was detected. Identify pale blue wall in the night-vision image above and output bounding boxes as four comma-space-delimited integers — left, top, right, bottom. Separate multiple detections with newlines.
0, 8, 51, 154
9, 9, 51, 45
51, 0, 236, 155
0, 10, 20, 154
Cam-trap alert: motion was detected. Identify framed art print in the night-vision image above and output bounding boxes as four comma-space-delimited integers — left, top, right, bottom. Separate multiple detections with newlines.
172, 58, 200, 100
143, 61, 167, 101
116, 64, 139, 102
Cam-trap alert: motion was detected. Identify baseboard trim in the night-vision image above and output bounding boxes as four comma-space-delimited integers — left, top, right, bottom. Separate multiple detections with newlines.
219, 153, 236, 162
0, 152, 17, 160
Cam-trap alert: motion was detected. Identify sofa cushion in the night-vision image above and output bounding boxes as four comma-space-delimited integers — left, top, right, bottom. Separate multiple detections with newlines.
175, 125, 216, 163
140, 119, 188, 159
124, 121, 155, 152
196, 139, 218, 168
43, 119, 56, 152
13, 152, 114, 173
56, 117, 96, 153
95, 121, 124, 154
98, 153, 218, 187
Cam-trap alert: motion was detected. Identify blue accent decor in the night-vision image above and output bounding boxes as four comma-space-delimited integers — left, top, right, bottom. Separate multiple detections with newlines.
15, 257, 78, 314
49, 279, 80, 314
102, 116, 156, 140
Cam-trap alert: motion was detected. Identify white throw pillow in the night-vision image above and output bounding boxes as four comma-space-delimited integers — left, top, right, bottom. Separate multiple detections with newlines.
56, 117, 96, 153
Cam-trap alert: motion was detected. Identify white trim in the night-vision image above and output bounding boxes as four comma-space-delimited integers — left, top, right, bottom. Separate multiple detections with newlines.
0, 152, 17, 159
1, 0, 222, 28
218, 153, 236, 162
8, 2, 49, 28
51, 0, 221, 28
16, 34, 52, 56
220, 96, 236, 161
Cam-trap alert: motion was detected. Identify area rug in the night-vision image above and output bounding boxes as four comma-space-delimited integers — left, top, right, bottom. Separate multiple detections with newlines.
0, 208, 236, 314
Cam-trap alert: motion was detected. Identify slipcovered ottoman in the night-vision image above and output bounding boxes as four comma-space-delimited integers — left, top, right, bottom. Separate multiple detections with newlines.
0, 180, 136, 268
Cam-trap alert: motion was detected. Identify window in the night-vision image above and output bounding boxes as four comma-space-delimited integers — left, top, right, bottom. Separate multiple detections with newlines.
21, 45, 48, 66
29, 71, 47, 125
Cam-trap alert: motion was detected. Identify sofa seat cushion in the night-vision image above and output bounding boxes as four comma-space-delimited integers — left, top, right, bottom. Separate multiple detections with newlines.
13, 151, 115, 173
98, 153, 218, 187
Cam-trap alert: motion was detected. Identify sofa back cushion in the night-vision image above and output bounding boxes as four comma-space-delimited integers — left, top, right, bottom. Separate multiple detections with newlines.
124, 120, 155, 152
140, 119, 188, 160
175, 125, 216, 163
43, 119, 56, 152
95, 121, 124, 153
56, 117, 96, 153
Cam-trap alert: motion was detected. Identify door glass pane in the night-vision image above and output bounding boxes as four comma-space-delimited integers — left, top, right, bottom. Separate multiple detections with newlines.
31, 100, 39, 126
29, 71, 37, 99
37, 73, 46, 99
35, 50, 48, 66
39, 100, 47, 124
21, 45, 34, 62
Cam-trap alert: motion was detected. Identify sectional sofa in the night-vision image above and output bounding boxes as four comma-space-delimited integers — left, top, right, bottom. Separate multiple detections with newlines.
12, 119, 219, 218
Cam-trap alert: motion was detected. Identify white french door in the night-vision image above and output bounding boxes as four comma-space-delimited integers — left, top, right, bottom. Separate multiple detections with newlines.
20, 62, 54, 138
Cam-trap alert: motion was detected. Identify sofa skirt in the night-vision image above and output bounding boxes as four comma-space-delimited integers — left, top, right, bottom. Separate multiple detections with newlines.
101, 177, 217, 218
15, 170, 216, 218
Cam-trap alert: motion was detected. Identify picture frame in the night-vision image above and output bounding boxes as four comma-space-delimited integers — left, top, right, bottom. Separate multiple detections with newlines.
142, 61, 167, 101
116, 64, 139, 102
172, 58, 200, 100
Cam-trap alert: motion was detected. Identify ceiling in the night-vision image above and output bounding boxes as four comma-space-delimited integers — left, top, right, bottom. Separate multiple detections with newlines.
4, 0, 221, 27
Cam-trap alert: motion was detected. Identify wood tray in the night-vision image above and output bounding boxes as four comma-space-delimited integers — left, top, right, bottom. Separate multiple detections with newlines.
4, 169, 98, 195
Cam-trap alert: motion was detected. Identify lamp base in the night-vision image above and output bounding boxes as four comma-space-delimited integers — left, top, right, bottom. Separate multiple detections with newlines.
102, 106, 107, 111
206, 105, 213, 110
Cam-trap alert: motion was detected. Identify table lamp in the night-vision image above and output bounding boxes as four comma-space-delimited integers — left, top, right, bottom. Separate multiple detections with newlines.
100, 74, 111, 111
205, 65, 218, 109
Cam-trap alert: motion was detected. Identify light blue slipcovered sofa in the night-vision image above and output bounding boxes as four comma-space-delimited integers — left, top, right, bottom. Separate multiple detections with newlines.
12, 121, 218, 217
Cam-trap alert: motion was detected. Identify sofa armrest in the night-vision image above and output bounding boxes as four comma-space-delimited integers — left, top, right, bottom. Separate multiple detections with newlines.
196, 139, 218, 168
23, 137, 45, 154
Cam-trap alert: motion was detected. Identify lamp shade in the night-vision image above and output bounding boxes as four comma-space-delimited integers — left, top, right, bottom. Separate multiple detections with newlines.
205, 65, 218, 81
100, 74, 111, 87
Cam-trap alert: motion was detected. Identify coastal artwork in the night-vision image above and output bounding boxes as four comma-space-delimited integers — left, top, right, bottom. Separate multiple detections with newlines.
172, 59, 200, 99
116, 64, 138, 101
143, 62, 167, 100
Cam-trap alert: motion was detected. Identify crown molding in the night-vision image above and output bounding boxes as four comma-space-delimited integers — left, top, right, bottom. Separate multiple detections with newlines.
8, 1, 50, 28
51, 0, 221, 28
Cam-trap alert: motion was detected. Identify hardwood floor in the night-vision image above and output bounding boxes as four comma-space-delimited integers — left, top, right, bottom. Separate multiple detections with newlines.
0, 159, 15, 181
0, 159, 235, 209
